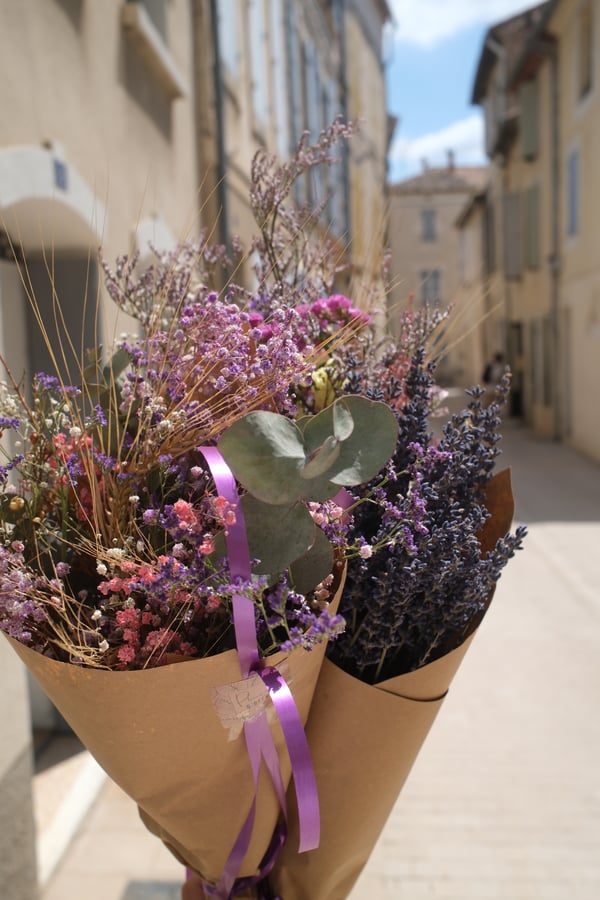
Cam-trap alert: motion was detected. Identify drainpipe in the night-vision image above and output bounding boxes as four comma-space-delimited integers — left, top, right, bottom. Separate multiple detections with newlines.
486, 36, 508, 136
208, 0, 229, 251
548, 44, 561, 440
334, 0, 352, 242
485, 37, 512, 366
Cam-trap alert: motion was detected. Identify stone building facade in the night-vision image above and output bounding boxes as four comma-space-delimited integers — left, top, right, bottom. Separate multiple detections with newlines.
387, 158, 487, 384
0, 2, 390, 895
470, 0, 600, 460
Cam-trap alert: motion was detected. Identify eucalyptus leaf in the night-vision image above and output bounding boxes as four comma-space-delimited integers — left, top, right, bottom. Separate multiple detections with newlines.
300, 436, 340, 479
218, 396, 398, 506
300, 396, 398, 496
289, 525, 334, 594
332, 399, 354, 441
211, 494, 317, 580
218, 411, 306, 505
103, 347, 130, 383
241, 494, 317, 578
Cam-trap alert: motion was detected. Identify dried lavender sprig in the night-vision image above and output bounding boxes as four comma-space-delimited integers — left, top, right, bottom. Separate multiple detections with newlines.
328, 352, 526, 683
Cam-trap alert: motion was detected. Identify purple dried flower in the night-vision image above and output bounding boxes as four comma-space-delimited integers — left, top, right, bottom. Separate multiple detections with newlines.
328, 351, 526, 683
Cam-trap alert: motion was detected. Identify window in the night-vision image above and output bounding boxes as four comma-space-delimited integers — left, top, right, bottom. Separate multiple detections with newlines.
420, 270, 441, 305
567, 148, 579, 237
579, 0, 593, 99
421, 209, 436, 241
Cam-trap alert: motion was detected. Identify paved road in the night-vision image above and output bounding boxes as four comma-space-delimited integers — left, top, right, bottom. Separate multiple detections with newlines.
42, 400, 600, 900
349, 399, 600, 900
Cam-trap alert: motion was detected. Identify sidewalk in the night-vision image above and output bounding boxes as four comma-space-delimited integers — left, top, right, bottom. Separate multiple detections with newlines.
40, 405, 600, 900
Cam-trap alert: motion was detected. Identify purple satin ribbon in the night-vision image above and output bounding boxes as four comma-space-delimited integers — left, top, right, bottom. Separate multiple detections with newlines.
197, 447, 320, 899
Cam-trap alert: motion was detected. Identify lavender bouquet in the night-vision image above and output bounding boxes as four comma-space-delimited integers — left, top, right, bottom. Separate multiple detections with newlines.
268, 312, 525, 900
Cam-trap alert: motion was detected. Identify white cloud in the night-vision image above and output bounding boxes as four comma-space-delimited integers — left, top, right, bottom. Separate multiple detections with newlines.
388, 113, 485, 180
388, 0, 542, 48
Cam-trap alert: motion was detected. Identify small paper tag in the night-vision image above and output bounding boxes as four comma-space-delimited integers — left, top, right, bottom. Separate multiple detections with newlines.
210, 662, 292, 740
210, 673, 269, 739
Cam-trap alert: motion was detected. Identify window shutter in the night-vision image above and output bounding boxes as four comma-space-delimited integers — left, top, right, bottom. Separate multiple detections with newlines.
285, 0, 305, 203
579, 1, 593, 98
303, 39, 323, 206
285, 0, 302, 146
248, 0, 268, 131
567, 149, 579, 236
325, 79, 345, 236
303, 40, 320, 139
420, 269, 441, 305
503, 192, 522, 279
421, 209, 436, 241
525, 183, 540, 269
217, 0, 239, 75
520, 78, 539, 161
270, 0, 288, 158
483, 199, 496, 274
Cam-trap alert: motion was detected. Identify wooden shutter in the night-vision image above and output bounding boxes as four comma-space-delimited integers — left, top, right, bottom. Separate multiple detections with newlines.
503, 191, 522, 279
520, 78, 539, 161
248, 0, 268, 132
525, 183, 540, 269
567, 149, 579, 236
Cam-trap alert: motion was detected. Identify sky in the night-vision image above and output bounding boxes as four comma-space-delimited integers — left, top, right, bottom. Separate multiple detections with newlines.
385, 0, 543, 182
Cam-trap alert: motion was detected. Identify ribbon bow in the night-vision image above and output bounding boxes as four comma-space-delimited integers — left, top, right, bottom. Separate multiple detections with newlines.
197, 447, 320, 899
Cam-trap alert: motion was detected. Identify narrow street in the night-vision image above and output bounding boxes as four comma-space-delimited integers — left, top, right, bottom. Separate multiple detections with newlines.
349, 394, 600, 899
42, 399, 600, 900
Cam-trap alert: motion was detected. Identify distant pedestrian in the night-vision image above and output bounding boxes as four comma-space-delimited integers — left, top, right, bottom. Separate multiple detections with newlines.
482, 352, 505, 405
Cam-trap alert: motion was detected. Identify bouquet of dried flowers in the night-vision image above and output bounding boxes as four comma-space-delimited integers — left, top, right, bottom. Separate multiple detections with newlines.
0, 123, 401, 896
0, 119, 525, 900
0, 282, 396, 669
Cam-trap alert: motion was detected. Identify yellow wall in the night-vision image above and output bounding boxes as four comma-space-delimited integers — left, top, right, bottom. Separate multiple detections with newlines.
0, 0, 197, 254
387, 174, 485, 382
549, 0, 600, 459
345, 10, 388, 299
475, 0, 600, 459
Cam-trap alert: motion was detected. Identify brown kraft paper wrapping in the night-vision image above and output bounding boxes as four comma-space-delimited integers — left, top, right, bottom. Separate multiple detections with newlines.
8, 572, 346, 886
268, 469, 515, 899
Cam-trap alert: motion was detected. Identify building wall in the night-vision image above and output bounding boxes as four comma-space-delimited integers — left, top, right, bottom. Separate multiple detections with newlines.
0, 260, 39, 899
0, 2, 198, 893
387, 167, 486, 383
1, 0, 197, 250
496, 56, 555, 433
0, 3, 391, 894
549, 0, 600, 459
345, 1, 389, 301
473, 0, 600, 461
195, 0, 389, 300
455, 199, 487, 386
